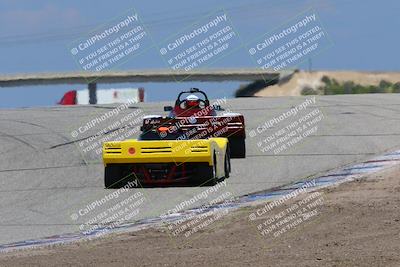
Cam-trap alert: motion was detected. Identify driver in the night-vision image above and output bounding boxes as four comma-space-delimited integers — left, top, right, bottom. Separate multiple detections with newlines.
184, 94, 200, 109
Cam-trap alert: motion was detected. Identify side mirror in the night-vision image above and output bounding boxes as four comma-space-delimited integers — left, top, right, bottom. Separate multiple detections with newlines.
164, 106, 173, 111
213, 105, 222, 111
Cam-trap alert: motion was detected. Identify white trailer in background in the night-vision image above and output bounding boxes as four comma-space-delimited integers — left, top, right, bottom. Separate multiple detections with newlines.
58, 87, 145, 105
77, 88, 145, 104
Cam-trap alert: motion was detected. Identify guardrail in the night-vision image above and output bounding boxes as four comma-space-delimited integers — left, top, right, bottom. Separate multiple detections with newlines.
0, 68, 292, 104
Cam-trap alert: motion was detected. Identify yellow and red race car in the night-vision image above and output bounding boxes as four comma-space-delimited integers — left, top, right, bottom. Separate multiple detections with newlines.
103, 138, 230, 188
102, 88, 243, 188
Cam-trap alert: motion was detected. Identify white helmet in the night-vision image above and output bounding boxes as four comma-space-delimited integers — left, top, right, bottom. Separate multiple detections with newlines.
185, 94, 200, 108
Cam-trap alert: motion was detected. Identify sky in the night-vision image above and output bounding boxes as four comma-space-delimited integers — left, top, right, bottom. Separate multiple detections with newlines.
0, 0, 399, 108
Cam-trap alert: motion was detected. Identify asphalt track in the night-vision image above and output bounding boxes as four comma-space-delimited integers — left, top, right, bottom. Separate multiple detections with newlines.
1, 94, 400, 245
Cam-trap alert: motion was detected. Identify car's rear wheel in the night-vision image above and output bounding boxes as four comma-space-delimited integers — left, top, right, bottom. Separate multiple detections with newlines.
104, 164, 131, 189
229, 137, 246, 158
196, 153, 218, 186
224, 148, 231, 178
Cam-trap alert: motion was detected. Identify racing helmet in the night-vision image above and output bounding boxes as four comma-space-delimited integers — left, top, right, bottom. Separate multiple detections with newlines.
185, 94, 200, 108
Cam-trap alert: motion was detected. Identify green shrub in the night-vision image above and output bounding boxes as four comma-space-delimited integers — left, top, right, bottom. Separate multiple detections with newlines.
319, 78, 400, 95
301, 86, 319, 95
393, 82, 400, 93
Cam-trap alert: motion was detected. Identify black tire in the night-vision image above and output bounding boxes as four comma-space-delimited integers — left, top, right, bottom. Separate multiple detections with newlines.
224, 149, 231, 178
104, 164, 129, 189
229, 137, 246, 158
196, 154, 217, 186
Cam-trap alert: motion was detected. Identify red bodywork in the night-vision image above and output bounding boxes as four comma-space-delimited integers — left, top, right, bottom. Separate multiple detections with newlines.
129, 163, 205, 186
141, 114, 246, 140
141, 88, 245, 140
171, 105, 215, 117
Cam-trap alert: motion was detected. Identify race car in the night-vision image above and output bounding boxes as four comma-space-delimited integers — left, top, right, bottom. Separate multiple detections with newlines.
102, 88, 243, 188
103, 137, 230, 188
140, 88, 246, 158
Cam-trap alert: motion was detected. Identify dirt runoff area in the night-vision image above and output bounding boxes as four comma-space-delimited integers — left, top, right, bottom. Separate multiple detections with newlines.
1, 166, 399, 267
